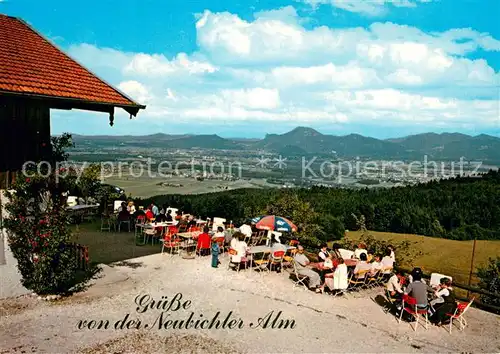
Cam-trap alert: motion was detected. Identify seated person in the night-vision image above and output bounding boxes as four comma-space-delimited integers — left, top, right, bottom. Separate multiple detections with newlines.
330, 243, 343, 259
133, 208, 146, 219
366, 249, 375, 262
387, 245, 396, 263
230, 232, 248, 269
386, 269, 405, 300
117, 201, 127, 213
117, 208, 130, 221
270, 238, 287, 272
429, 278, 457, 325
196, 226, 212, 256
145, 207, 154, 221
404, 268, 429, 310
353, 253, 372, 278
294, 246, 323, 293
187, 215, 197, 228
330, 258, 348, 293
318, 244, 331, 262
380, 248, 395, 273
230, 231, 240, 250
213, 226, 225, 239
165, 210, 173, 222
155, 211, 167, 222
370, 254, 383, 276
353, 243, 368, 260
270, 237, 287, 254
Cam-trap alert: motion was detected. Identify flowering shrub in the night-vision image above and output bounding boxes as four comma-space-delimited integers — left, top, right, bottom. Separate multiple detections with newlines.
2, 134, 98, 296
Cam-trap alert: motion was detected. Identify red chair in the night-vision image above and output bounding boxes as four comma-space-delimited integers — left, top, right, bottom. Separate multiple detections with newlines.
136, 215, 146, 223
165, 226, 178, 237
270, 250, 285, 272
161, 234, 180, 255
398, 294, 428, 331
446, 298, 474, 334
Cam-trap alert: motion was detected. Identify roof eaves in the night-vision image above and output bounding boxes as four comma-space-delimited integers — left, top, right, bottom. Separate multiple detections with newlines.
14, 17, 146, 111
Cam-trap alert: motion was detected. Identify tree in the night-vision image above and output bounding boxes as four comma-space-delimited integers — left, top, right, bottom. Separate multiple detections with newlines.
3, 134, 99, 296
315, 214, 344, 242
262, 192, 322, 247
476, 257, 500, 309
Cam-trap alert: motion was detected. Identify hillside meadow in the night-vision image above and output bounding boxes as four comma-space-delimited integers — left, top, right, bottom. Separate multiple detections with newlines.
345, 230, 500, 286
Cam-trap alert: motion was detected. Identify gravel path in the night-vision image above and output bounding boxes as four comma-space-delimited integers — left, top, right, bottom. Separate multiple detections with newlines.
1, 253, 499, 353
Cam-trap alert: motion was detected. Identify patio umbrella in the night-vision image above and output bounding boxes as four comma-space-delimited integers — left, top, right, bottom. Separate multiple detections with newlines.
254, 215, 297, 232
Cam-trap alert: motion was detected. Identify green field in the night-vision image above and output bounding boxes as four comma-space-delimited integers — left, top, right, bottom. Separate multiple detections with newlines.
346, 230, 500, 286
104, 174, 275, 198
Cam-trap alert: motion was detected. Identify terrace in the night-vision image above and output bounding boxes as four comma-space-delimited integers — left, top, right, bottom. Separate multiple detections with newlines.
1, 249, 499, 353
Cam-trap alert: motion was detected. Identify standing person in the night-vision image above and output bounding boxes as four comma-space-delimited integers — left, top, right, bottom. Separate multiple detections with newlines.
294, 245, 323, 293
166, 210, 173, 222
151, 203, 159, 216
127, 201, 136, 214
211, 238, 220, 268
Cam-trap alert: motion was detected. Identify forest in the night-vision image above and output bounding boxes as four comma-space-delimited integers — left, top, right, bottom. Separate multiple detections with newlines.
137, 169, 500, 242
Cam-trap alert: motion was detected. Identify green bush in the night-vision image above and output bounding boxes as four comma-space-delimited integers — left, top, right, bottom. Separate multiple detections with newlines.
339, 232, 423, 268
3, 134, 99, 296
476, 257, 500, 309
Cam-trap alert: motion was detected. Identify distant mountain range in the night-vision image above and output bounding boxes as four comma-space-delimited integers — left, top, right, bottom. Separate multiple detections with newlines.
70, 127, 500, 162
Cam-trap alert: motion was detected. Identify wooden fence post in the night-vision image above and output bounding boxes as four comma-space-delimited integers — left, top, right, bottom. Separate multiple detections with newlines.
467, 238, 477, 298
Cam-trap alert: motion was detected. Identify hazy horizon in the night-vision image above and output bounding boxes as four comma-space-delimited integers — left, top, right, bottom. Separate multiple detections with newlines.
58, 123, 500, 140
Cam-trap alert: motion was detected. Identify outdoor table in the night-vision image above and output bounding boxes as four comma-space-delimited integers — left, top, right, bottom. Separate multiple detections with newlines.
67, 204, 100, 211
177, 231, 201, 259
344, 259, 358, 267
247, 245, 296, 254
67, 204, 99, 231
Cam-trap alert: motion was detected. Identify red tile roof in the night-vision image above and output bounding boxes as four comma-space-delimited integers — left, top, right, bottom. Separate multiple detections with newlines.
0, 14, 144, 113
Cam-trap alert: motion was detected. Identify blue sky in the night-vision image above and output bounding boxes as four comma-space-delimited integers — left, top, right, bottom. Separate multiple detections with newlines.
2, 0, 500, 138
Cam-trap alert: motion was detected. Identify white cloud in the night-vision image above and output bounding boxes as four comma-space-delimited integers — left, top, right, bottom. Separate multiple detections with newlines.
253, 6, 302, 24
124, 52, 217, 76
300, 0, 433, 16
220, 88, 281, 109
118, 81, 153, 104
66, 8, 500, 131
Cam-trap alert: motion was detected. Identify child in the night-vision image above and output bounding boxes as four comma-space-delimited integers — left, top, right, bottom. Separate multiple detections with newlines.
211, 241, 220, 268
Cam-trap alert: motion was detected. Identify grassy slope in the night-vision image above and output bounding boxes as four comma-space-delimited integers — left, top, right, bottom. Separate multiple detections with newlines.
346, 230, 500, 286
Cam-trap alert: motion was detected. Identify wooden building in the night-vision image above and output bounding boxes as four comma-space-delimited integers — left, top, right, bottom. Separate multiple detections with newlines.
0, 14, 146, 188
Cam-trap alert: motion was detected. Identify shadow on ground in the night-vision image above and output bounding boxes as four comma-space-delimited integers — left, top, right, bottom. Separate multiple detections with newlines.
70, 221, 161, 265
